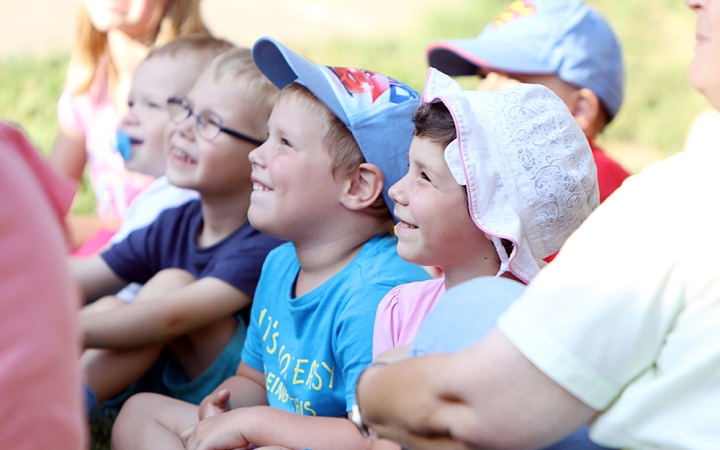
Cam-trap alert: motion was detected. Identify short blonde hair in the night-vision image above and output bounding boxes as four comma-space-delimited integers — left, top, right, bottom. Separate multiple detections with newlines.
69, 0, 209, 94
277, 83, 391, 220
210, 48, 280, 139
146, 35, 234, 61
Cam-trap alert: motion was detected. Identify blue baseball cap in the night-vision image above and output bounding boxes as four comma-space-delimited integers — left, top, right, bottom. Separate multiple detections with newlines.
426, 0, 624, 120
252, 37, 421, 218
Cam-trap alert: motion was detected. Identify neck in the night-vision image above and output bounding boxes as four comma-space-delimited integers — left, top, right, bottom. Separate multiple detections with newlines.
293, 216, 392, 297
107, 29, 152, 113
197, 192, 251, 248
441, 250, 521, 291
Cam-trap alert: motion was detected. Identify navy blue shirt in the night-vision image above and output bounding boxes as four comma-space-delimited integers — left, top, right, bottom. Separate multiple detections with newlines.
102, 200, 284, 298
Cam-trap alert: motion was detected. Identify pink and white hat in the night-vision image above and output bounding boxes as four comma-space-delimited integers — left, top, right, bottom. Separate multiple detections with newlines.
423, 68, 599, 282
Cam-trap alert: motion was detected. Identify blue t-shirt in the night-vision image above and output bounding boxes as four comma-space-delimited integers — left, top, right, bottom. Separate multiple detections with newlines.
101, 200, 285, 297
241, 234, 430, 417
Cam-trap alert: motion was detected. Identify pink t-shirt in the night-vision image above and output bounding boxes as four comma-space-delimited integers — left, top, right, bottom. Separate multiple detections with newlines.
0, 123, 86, 449
57, 63, 154, 221
372, 277, 446, 358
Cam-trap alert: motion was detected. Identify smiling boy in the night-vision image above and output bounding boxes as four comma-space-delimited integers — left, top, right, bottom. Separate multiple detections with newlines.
73, 48, 284, 409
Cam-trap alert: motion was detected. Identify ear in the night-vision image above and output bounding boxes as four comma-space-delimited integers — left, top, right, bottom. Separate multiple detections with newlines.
340, 163, 385, 211
567, 88, 601, 137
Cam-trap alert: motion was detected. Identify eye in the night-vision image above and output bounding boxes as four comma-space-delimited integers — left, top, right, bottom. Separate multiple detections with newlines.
279, 138, 291, 147
420, 171, 431, 182
127, 99, 134, 108
147, 101, 162, 109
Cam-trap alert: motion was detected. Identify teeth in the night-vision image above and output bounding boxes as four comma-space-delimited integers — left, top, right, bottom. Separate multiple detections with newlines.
400, 221, 418, 229
253, 182, 270, 191
173, 149, 197, 164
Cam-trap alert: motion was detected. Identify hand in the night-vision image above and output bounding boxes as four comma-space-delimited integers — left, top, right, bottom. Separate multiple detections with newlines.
198, 389, 232, 421
181, 409, 252, 450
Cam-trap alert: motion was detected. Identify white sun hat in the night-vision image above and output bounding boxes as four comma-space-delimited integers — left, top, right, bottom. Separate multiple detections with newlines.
423, 68, 599, 283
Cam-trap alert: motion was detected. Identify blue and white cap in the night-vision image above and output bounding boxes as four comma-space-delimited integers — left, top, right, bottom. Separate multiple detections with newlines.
426, 0, 624, 120
252, 37, 421, 217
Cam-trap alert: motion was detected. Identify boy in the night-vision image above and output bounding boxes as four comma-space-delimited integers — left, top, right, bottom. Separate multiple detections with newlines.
427, 0, 630, 203
111, 37, 431, 450
73, 47, 285, 409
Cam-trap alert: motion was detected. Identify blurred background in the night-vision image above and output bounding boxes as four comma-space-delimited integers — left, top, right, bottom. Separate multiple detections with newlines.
0, 0, 709, 214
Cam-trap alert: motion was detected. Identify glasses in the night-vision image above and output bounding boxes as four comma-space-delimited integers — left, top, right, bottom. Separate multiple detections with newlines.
167, 94, 265, 146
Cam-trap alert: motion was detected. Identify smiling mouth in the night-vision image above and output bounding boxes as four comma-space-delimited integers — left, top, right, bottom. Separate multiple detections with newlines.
172, 148, 197, 164
252, 182, 271, 191
397, 220, 418, 229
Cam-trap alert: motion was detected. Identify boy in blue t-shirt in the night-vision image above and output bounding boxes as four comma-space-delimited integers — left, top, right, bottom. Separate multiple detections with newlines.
71, 48, 284, 408
111, 37, 431, 450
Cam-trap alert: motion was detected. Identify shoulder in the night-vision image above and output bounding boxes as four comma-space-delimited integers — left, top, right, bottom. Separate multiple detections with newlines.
351, 234, 431, 285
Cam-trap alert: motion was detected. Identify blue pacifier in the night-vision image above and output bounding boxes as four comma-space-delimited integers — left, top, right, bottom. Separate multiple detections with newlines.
114, 130, 132, 161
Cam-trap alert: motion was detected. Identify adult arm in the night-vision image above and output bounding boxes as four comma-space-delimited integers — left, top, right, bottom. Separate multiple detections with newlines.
357, 328, 597, 450
81, 275, 251, 348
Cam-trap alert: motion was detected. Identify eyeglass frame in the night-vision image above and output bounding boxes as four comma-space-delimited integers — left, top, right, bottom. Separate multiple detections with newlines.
167, 94, 265, 146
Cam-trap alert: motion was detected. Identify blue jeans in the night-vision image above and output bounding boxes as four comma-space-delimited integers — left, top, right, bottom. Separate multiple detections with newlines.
410, 277, 613, 450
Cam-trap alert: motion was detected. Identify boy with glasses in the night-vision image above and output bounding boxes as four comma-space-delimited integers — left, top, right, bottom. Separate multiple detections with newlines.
73, 47, 284, 411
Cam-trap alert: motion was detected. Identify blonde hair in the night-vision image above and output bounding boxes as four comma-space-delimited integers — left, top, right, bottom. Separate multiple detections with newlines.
146, 35, 234, 61
69, 0, 209, 94
210, 47, 280, 139
277, 83, 391, 220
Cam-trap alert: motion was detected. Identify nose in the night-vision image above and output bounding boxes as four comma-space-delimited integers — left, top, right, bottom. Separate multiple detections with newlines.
176, 113, 196, 141
248, 140, 268, 168
120, 108, 139, 127
388, 173, 410, 206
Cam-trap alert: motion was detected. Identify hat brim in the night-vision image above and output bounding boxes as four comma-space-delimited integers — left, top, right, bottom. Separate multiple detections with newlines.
427, 40, 554, 77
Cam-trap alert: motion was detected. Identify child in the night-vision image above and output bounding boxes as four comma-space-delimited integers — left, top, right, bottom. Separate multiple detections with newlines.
74, 35, 234, 258
365, 68, 605, 450
111, 37, 431, 450
52, 0, 208, 251
427, 0, 629, 203
373, 69, 599, 358
72, 47, 285, 409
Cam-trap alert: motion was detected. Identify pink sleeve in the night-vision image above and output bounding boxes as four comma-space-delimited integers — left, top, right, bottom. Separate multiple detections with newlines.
372, 278, 447, 359
0, 124, 86, 450
373, 285, 404, 359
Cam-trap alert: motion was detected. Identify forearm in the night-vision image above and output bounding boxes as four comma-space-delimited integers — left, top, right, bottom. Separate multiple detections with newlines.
358, 354, 463, 440
358, 329, 597, 450
82, 299, 176, 348
215, 374, 269, 410
236, 406, 369, 450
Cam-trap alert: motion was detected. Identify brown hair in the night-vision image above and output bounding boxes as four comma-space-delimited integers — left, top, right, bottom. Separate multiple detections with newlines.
412, 101, 457, 148
277, 83, 391, 220
69, 0, 209, 94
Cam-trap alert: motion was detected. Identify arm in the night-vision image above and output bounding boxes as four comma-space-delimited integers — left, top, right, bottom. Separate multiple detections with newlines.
49, 129, 87, 183
81, 274, 251, 349
357, 328, 597, 450
70, 255, 127, 302
183, 406, 368, 450
198, 361, 269, 420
